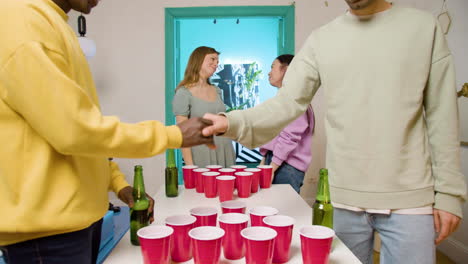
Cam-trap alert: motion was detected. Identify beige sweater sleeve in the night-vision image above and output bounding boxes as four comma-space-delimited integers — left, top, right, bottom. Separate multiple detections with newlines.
225, 35, 321, 148
424, 22, 467, 217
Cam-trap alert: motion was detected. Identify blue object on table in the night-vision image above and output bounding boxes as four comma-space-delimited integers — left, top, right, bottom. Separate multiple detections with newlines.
99, 210, 115, 252
0, 250, 5, 264
97, 206, 130, 264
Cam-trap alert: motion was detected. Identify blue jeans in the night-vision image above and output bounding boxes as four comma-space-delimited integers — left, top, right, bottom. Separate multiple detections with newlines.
334, 208, 436, 264
0, 219, 102, 264
264, 151, 305, 193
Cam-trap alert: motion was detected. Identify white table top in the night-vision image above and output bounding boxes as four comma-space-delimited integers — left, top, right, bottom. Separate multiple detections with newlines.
105, 184, 360, 264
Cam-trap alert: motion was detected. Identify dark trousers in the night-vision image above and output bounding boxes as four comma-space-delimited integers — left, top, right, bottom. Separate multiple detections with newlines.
264, 151, 305, 194
1, 219, 103, 264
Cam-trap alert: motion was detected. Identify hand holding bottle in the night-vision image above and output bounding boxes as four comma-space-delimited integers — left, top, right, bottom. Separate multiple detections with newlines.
118, 186, 155, 223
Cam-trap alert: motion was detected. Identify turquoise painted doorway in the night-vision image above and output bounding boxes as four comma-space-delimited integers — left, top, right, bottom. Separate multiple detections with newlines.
165, 6, 295, 178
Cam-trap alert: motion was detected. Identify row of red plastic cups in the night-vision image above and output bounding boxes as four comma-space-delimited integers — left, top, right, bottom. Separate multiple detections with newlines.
138, 214, 334, 264
182, 165, 273, 199
138, 204, 281, 263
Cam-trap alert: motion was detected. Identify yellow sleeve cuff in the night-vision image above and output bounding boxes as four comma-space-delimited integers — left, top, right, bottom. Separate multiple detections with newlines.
166, 125, 183, 149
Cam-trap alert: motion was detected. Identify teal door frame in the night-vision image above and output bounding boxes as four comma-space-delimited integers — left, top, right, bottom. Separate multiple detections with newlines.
165, 6, 295, 180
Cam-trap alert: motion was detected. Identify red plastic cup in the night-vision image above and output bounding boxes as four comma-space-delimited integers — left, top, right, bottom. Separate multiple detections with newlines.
249, 206, 279, 226
218, 168, 236, 176
182, 165, 198, 189
206, 165, 222, 172
190, 206, 218, 227
218, 213, 249, 260
193, 168, 209, 193
235, 172, 253, 198
164, 215, 196, 262
230, 165, 247, 188
202, 171, 219, 198
244, 168, 261, 193
241, 226, 278, 264
230, 165, 247, 172
300, 225, 335, 264
263, 215, 295, 263
216, 175, 235, 202
221, 200, 247, 214
257, 165, 273, 188
189, 226, 225, 264
137, 225, 173, 264
202, 172, 220, 198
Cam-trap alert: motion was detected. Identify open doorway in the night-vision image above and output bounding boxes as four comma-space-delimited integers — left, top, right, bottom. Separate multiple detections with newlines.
165, 6, 295, 171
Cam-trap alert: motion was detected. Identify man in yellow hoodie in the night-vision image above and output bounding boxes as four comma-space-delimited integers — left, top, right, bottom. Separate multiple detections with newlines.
0, 0, 213, 263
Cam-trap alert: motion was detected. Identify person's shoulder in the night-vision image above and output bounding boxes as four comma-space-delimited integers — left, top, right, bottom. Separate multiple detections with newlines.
175, 86, 192, 96
393, 6, 436, 25
2, 0, 58, 23
1, 0, 27, 11
306, 12, 347, 41
0, 0, 65, 44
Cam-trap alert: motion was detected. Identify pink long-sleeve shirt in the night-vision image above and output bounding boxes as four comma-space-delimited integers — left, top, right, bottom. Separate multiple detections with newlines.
260, 106, 314, 172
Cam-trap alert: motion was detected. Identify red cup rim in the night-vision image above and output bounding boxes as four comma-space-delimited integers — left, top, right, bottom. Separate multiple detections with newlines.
257, 165, 273, 169
219, 168, 236, 172
165, 215, 197, 226
220, 200, 246, 209
241, 226, 277, 241
202, 172, 221, 176
189, 226, 225, 240
234, 172, 253, 176
137, 225, 173, 239
190, 206, 218, 216
249, 206, 279, 216
262, 215, 295, 227
299, 225, 335, 239
182, 165, 198, 169
193, 168, 210, 172
244, 168, 261, 172
216, 175, 235, 181
218, 213, 249, 224
230, 165, 247, 169
206, 165, 223, 169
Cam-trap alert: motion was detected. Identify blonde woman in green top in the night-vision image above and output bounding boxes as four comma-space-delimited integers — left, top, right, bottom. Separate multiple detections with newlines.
173, 46, 236, 167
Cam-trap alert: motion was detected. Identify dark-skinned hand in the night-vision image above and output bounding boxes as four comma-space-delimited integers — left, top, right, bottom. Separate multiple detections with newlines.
117, 186, 155, 223
177, 117, 216, 149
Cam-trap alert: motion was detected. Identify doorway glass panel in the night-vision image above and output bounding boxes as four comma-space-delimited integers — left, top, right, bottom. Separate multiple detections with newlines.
177, 17, 280, 163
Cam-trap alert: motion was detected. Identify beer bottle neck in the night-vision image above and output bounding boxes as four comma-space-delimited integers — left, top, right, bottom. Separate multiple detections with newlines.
316, 174, 331, 203
166, 149, 176, 168
133, 166, 147, 200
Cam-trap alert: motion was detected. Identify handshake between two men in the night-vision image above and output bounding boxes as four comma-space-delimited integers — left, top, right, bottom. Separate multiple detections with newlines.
175, 114, 229, 149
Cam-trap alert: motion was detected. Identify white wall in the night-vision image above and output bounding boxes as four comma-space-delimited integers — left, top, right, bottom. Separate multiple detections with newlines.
69, 0, 467, 262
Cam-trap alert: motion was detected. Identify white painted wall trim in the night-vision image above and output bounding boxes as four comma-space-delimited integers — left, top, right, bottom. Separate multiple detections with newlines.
437, 237, 468, 264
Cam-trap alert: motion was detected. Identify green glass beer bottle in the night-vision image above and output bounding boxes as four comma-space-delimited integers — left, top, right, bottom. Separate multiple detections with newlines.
313, 168, 334, 228
165, 149, 178, 197
130, 165, 149, 246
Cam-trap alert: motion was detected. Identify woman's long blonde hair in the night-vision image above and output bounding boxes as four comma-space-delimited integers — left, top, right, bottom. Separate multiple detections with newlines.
176, 46, 220, 90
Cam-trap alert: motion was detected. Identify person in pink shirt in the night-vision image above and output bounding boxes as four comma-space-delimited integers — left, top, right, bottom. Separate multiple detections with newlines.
259, 54, 315, 193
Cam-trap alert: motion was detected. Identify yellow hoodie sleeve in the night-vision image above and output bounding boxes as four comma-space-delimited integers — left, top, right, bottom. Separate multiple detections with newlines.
108, 161, 131, 194
0, 41, 182, 158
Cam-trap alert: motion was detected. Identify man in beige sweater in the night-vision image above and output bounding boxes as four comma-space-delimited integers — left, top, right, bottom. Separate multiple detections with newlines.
203, 0, 466, 263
